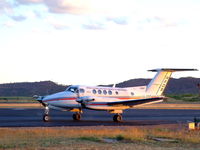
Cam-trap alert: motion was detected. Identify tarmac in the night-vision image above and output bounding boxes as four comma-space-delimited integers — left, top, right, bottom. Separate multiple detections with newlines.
0, 108, 200, 127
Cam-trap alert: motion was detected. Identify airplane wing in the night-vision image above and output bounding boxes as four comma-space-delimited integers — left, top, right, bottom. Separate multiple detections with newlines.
78, 96, 164, 107
106, 97, 164, 106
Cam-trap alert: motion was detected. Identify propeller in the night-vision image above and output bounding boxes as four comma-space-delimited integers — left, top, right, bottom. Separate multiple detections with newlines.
33, 95, 46, 107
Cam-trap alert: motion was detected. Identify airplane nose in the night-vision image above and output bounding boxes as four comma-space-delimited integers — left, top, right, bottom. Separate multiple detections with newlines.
36, 96, 47, 107
42, 91, 77, 103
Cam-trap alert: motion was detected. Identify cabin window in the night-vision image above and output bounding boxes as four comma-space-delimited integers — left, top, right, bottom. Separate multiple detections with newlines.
92, 89, 97, 94
103, 90, 107, 95
108, 90, 112, 95
98, 90, 102, 94
115, 91, 119, 95
79, 89, 85, 93
131, 92, 134, 96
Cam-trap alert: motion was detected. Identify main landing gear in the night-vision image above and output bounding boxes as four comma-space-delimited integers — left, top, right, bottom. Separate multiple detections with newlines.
72, 113, 81, 121
113, 114, 122, 122
109, 110, 123, 122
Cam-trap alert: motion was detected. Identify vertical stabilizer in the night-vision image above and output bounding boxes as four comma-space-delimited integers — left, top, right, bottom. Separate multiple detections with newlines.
146, 68, 198, 96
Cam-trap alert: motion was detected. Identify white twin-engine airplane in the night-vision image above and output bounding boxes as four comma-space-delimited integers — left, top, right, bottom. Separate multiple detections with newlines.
37, 68, 197, 122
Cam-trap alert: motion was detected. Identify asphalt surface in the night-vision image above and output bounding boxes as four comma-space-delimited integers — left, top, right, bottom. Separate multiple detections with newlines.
0, 108, 200, 127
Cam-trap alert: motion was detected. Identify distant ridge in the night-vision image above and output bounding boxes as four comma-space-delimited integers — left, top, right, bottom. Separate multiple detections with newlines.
0, 77, 199, 96
116, 77, 200, 94
0, 81, 66, 97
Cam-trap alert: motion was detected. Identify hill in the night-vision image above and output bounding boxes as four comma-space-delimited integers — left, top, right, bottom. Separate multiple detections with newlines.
0, 81, 66, 97
116, 77, 200, 94
0, 77, 199, 96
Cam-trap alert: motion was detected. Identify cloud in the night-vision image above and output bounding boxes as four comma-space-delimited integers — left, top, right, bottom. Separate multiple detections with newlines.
43, 0, 91, 14
154, 16, 179, 28
153, 17, 178, 28
107, 17, 128, 25
10, 15, 26, 21
82, 23, 104, 30
11, 0, 134, 31
15, 0, 132, 16
2, 21, 16, 28
33, 10, 42, 18
16, 0, 43, 5
45, 16, 70, 30
0, 0, 14, 15
16, 0, 92, 15
51, 23, 69, 30
82, 17, 129, 30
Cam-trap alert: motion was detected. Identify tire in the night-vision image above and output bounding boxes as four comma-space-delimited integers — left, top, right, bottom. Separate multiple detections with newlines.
43, 114, 50, 122
113, 114, 122, 122
73, 113, 81, 121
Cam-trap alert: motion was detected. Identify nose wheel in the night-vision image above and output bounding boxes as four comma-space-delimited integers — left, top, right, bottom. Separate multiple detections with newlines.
43, 114, 50, 122
113, 114, 122, 122
43, 107, 50, 122
72, 113, 81, 121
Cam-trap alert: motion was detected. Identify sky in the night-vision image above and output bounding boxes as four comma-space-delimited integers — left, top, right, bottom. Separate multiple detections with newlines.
0, 0, 199, 86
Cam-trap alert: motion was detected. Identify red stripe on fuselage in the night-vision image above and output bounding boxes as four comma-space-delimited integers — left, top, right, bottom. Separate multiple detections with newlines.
43, 97, 77, 102
87, 103, 107, 105
43, 96, 153, 103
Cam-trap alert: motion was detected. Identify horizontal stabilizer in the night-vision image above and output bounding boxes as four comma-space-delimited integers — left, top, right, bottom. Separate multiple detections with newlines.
148, 68, 198, 72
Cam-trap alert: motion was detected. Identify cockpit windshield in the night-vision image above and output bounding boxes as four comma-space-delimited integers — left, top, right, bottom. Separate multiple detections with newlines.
66, 86, 78, 93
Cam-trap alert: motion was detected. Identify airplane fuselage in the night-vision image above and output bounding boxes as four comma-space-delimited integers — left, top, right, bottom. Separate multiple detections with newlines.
42, 85, 163, 111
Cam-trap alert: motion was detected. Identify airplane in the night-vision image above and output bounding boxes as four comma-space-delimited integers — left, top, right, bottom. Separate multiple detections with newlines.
36, 68, 198, 122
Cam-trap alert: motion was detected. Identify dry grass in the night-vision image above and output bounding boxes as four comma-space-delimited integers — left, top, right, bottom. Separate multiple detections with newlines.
0, 125, 200, 149
0, 103, 41, 108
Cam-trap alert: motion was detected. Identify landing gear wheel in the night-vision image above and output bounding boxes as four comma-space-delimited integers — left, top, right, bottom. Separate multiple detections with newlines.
72, 113, 81, 121
43, 114, 50, 122
113, 114, 122, 122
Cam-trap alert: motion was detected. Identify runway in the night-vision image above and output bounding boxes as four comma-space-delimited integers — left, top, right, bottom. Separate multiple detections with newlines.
0, 108, 200, 127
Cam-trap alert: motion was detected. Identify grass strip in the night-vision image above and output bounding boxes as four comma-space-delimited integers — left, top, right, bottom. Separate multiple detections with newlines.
0, 126, 200, 149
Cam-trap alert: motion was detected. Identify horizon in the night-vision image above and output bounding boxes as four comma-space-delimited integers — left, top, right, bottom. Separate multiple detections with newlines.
0, 76, 199, 86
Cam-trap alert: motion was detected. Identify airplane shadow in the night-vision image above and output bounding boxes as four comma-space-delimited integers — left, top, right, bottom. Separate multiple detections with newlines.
38, 119, 176, 127
0, 118, 179, 128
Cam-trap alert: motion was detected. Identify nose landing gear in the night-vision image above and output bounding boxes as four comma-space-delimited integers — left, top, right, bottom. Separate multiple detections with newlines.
43, 107, 50, 122
43, 114, 50, 122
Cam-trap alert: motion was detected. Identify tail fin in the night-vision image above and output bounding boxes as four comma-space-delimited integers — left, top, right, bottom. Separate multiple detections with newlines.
146, 68, 198, 96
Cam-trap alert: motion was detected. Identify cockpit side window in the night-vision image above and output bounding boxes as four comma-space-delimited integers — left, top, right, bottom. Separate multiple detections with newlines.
66, 87, 78, 93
